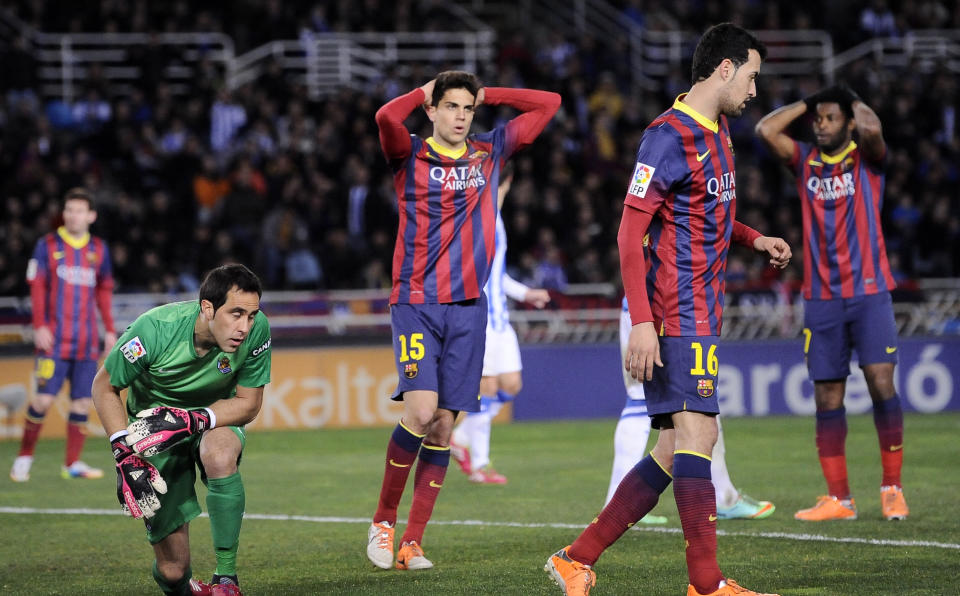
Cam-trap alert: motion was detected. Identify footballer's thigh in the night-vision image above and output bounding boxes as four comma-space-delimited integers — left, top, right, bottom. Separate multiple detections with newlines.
199, 426, 244, 478
152, 523, 191, 581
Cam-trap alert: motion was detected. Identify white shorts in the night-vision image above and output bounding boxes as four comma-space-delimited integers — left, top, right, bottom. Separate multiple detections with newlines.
482, 324, 523, 377
620, 308, 646, 400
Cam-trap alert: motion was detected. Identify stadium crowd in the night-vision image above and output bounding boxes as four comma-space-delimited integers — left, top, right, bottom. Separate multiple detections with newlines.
1, 0, 959, 297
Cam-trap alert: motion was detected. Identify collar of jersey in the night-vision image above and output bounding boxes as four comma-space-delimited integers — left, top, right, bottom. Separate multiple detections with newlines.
57, 226, 90, 249
673, 95, 718, 133
426, 137, 467, 159
820, 140, 857, 164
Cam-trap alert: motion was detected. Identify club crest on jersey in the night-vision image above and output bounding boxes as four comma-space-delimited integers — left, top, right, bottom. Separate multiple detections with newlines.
86, 251, 99, 264
217, 356, 232, 374
121, 336, 147, 363
697, 378, 714, 398
627, 162, 655, 198
404, 363, 418, 379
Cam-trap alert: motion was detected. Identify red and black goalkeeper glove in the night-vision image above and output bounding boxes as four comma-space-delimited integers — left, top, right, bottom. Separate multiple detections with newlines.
112, 433, 167, 519
126, 407, 215, 457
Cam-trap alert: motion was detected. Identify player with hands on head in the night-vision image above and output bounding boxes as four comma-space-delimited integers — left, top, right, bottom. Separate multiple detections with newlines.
545, 23, 786, 596
10, 188, 116, 483
756, 80, 907, 522
93, 264, 271, 596
367, 70, 559, 572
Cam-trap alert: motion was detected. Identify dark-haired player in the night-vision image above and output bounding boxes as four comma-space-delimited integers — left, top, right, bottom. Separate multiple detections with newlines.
546, 23, 788, 596
92, 264, 271, 596
367, 71, 559, 571
11, 188, 116, 482
756, 85, 907, 522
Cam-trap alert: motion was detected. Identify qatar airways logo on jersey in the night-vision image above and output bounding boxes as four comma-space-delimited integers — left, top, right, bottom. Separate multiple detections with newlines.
429, 165, 486, 191
807, 172, 855, 201
56, 264, 96, 287
706, 172, 736, 203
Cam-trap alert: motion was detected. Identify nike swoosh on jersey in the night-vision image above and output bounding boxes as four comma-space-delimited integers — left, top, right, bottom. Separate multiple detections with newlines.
429, 480, 443, 488
53, 251, 65, 259
389, 459, 411, 468
885, 346, 897, 354
708, 514, 718, 521
696, 149, 711, 162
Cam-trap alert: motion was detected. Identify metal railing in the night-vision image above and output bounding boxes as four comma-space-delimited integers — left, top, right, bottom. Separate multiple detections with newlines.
3, 281, 959, 350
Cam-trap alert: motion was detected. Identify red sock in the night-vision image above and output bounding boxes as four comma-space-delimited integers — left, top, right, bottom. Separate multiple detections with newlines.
400, 443, 450, 545
374, 423, 423, 525
65, 422, 87, 466
816, 408, 849, 497
873, 396, 903, 487
569, 455, 671, 566
18, 409, 45, 457
673, 453, 723, 595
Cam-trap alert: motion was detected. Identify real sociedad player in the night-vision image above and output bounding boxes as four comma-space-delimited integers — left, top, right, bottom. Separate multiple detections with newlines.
367, 71, 560, 572
756, 84, 908, 522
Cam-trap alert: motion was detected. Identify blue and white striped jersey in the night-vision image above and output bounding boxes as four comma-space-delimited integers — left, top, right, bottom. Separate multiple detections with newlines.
484, 213, 529, 332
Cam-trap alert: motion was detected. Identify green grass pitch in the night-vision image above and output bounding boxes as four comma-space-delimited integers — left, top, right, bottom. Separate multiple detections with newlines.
1, 412, 957, 595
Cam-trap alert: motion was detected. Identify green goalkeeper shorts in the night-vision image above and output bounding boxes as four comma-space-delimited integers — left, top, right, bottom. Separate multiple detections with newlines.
142, 426, 246, 544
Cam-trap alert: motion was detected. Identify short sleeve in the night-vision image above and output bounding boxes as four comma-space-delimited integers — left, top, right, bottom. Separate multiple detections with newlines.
623, 126, 682, 214
237, 312, 271, 388
104, 313, 158, 388
788, 140, 811, 173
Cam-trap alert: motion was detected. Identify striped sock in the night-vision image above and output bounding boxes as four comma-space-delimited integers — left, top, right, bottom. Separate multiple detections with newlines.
400, 443, 450, 545
374, 422, 424, 525
816, 407, 850, 498
18, 406, 46, 457
873, 396, 904, 487
65, 412, 88, 466
673, 451, 723, 595
569, 455, 671, 566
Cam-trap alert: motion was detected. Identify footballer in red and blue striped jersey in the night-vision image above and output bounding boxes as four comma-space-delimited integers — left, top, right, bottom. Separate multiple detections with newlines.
623, 96, 739, 338
28, 226, 115, 362
756, 86, 906, 520
377, 83, 560, 306
370, 73, 558, 569
12, 189, 116, 484
788, 139, 895, 301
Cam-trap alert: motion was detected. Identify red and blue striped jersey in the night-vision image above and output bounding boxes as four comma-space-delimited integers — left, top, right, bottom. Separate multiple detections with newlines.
377, 87, 560, 304
27, 227, 115, 360
623, 96, 737, 337
789, 140, 895, 300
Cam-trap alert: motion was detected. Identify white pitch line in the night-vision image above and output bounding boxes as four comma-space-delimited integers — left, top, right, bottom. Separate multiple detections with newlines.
2, 507, 957, 551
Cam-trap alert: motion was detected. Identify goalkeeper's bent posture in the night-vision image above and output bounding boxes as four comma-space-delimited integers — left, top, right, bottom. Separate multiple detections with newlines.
92, 264, 271, 596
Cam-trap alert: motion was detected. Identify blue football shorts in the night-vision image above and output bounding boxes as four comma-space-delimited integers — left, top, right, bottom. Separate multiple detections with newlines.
803, 291, 898, 381
389, 295, 487, 413
34, 357, 98, 399
643, 335, 721, 429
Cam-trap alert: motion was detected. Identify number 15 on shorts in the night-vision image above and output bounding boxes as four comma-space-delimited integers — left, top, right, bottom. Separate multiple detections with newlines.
398, 333, 425, 362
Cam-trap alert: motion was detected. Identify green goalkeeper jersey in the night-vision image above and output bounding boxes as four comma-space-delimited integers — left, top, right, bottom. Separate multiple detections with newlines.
104, 301, 272, 417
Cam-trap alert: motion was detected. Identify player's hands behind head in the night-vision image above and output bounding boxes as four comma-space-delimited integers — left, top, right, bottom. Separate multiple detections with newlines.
420, 79, 436, 108
112, 435, 167, 519
126, 407, 214, 457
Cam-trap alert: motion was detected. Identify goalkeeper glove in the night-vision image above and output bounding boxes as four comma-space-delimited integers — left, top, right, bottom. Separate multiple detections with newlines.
112, 432, 167, 519
126, 407, 215, 457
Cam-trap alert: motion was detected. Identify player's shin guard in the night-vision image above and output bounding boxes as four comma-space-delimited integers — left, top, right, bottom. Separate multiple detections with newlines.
65, 412, 88, 466
152, 560, 194, 596
673, 452, 723, 595
816, 407, 850, 498
17, 406, 46, 457
375, 422, 424, 524
400, 443, 450, 545
570, 454, 670, 566
873, 396, 904, 487
206, 472, 245, 577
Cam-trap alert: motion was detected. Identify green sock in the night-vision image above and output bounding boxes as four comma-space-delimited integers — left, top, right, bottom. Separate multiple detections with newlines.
206, 472, 245, 577
152, 560, 193, 596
